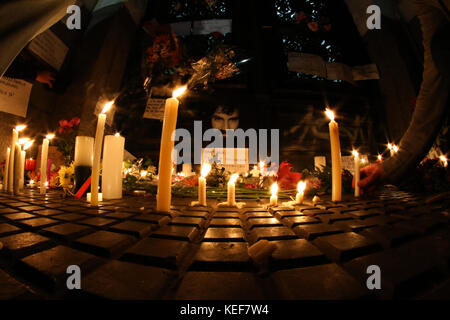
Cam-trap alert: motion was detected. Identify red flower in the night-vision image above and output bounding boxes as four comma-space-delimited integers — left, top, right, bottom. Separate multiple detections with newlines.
276, 161, 302, 190
295, 11, 307, 23
245, 184, 256, 189
184, 175, 199, 187
323, 24, 332, 31
58, 117, 80, 134
210, 31, 223, 39
307, 22, 320, 32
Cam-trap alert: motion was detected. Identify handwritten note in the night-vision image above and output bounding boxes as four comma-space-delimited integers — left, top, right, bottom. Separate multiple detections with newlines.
143, 98, 165, 120
0, 77, 32, 117
28, 29, 68, 71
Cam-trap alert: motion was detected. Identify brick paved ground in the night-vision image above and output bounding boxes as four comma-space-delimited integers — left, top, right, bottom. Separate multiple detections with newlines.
0, 187, 449, 300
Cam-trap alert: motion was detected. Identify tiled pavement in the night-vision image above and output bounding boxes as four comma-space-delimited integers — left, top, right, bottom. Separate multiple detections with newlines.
0, 188, 449, 300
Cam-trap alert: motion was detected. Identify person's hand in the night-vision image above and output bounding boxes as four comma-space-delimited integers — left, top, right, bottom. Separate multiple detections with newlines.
354, 163, 388, 195
35, 71, 55, 88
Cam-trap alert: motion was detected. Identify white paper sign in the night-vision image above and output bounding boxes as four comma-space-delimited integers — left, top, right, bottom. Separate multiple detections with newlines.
0, 77, 32, 117
202, 148, 249, 174
287, 52, 326, 77
193, 19, 232, 35
314, 156, 326, 171
28, 29, 68, 71
352, 64, 380, 81
143, 98, 165, 120
341, 155, 369, 175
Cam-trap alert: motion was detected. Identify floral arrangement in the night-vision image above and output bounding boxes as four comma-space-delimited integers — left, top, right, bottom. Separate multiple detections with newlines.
54, 117, 80, 165
294, 11, 332, 32
58, 162, 75, 196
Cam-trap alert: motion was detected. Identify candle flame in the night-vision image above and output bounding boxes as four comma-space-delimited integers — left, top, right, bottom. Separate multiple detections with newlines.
18, 138, 30, 145
229, 173, 239, 184
297, 181, 306, 193
387, 143, 393, 150
44, 181, 49, 187
325, 108, 335, 121
253, 165, 257, 171
361, 158, 367, 164
172, 86, 187, 99
271, 182, 278, 195
23, 140, 35, 150
440, 155, 448, 167
201, 163, 212, 177
392, 145, 399, 153
378, 154, 382, 161
29, 179, 34, 185
15, 125, 26, 132
352, 149, 359, 157
259, 161, 265, 172
114, 132, 121, 137
140, 170, 148, 178
102, 101, 114, 114
46, 134, 55, 140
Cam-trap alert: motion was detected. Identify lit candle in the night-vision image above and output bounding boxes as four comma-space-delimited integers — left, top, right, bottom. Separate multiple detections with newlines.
90, 101, 114, 206
440, 155, 448, 167
156, 86, 187, 212
8, 125, 25, 193
198, 163, 211, 206
20, 140, 33, 190
325, 109, 342, 202
40, 134, 54, 194
13, 143, 21, 195
3, 147, 10, 192
393, 145, 398, 154
259, 161, 265, 175
352, 150, 360, 197
377, 154, 383, 162
270, 182, 278, 206
227, 173, 239, 206
102, 133, 125, 199
295, 181, 306, 204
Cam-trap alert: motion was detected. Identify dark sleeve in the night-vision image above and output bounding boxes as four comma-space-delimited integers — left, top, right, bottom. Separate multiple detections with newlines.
3, 60, 37, 82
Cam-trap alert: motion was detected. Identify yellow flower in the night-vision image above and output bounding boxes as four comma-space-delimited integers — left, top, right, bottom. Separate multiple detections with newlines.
59, 162, 75, 189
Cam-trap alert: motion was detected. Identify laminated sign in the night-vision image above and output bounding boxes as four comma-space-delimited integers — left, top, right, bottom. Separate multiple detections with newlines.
143, 98, 165, 120
0, 77, 32, 117
202, 148, 249, 174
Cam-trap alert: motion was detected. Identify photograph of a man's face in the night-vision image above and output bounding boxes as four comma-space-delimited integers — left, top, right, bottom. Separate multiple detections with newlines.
211, 105, 240, 131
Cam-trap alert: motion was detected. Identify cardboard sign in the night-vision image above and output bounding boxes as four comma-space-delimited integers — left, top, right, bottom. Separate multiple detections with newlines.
0, 77, 32, 117
28, 29, 68, 71
192, 19, 232, 35
143, 98, 165, 120
202, 148, 249, 174
288, 52, 326, 78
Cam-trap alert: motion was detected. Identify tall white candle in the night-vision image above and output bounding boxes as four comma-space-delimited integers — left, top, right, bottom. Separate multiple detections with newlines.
102, 133, 125, 199
325, 109, 342, 202
227, 173, 239, 206
91, 101, 114, 206
157, 86, 187, 212
13, 143, 21, 195
296, 181, 306, 204
8, 125, 25, 193
352, 150, 360, 197
4, 147, 10, 192
198, 163, 211, 206
40, 134, 54, 194
19, 140, 33, 191
270, 182, 278, 206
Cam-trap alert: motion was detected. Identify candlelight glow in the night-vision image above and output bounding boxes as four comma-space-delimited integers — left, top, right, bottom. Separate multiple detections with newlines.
361, 158, 367, 164
253, 165, 257, 171
271, 182, 278, 195
392, 145, 399, 153
115, 132, 121, 137
387, 143, 393, 150
201, 163, 212, 177
15, 125, 26, 132
44, 181, 49, 187
102, 100, 114, 114
29, 179, 34, 185
140, 170, 148, 178
325, 108, 335, 121
229, 173, 239, 185
440, 155, 448, 167
352, 149, 359, 157
297, 181, 306, 193
378, 154, 383, 161
172, 86, 187, 99
23, 140, 35, 150
18, 138, 30, 145
45, 134, 55, 140
259, 161, 264, 171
